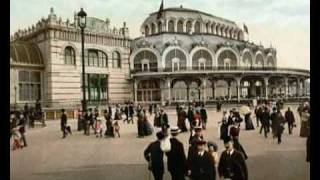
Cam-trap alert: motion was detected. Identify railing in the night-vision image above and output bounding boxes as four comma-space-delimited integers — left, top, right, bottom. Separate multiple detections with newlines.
131, 66, 310, 74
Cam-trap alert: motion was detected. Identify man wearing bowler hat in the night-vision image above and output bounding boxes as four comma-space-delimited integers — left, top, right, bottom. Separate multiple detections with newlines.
165, 127, 188, 180
144, 131, 165, 180
218, 136, 248, 180
187, 126, 204, 170
188, 140, 216, 180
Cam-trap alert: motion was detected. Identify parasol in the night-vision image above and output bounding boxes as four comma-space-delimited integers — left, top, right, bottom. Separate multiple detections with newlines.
239, 105, 251, 115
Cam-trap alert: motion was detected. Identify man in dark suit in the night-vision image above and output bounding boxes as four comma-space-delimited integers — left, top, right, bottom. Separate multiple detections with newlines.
218, 136, 248, 180
285, 107, 295, 134
188, 140, 216, 180
260, 106, 270, 138
166, 127, 188, 180
129, 103, 134, 124
60, 109, 67, 138
144, 132, 165, 180
188, 127, 204, 170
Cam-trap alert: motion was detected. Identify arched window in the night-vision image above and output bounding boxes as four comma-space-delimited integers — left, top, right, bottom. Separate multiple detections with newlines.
134, 50, 158, 72
112, 51, 121, 68
165, 49, 187, 71
168, 20, 174, 32
206, 23, 210, 33
217, 50, 237, 69
255, 54, 264, 67
192, 49, 212, 70
186, 21, 192, 33
86, 49, 108, 67
267, 56, 275, 67
242, 51, 252, 68
64, 46, 75, 65
145, 25, 150, 36
158, 21, 162, 33
216, 25, 220, 35
194, 21, 201, 34
151, 23, 156, 34
177, 20, 183, 33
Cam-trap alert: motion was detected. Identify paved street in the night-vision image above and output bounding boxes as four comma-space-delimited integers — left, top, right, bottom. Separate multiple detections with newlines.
10, 105, 310, 180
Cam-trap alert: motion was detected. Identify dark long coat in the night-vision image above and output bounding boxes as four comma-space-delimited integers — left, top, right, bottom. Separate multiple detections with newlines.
144, 140, 164, 174
285, 110, 295, 124
190, 151, 216, 180
218, 150, 248, 180
166, 137, 188, 175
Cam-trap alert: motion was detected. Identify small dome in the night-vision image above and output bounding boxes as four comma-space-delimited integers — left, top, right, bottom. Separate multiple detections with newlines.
10, 40, 44, 65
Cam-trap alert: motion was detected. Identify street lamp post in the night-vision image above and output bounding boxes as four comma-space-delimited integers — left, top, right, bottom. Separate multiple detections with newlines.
78, 8, 87, 113
14, 86, 17, 111
77, 8, 87, 131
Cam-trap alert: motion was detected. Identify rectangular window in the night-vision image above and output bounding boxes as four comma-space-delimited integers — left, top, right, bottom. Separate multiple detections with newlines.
84, 73, 108, 102
18, 71, 41, 101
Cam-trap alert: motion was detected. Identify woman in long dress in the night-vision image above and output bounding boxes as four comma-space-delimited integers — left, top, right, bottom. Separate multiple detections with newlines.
230, 122, 248, 160
219, 111, 229, 141
143, 112, 153, 136
104, 110, 114, 137
244, 113, 255, 130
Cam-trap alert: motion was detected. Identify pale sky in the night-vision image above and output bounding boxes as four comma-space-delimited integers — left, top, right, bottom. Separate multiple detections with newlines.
10, 0, 310, 70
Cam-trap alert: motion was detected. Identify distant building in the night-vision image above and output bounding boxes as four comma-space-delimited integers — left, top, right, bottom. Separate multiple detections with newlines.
130, 6, 310, 105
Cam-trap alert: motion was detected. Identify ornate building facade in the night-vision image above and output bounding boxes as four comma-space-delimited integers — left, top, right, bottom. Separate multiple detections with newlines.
10, 6, 310, 116
130, 7, 310, 105
10, 8, 131, 113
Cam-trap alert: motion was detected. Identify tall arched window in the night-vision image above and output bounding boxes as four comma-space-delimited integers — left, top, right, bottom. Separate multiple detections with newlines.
168, 20, 174, 32
165, 49, 187, 71
145, 25, 150, 36
158, 21, 162, 33
134, 50, 158, 71
177, 20, 183, 33
85, 49, 108, 67
267, 56, 275, 67
242, 51, 252, 68
194, 21, 201, 34
186, 21, 192, 33
217, 50, 237, 69
151, 23, 156, 34
112, 51, 121, 68
206, 23, 210, 33
64, 46, 76, 65
255, 54, 264, 67
192, 49, 212, 70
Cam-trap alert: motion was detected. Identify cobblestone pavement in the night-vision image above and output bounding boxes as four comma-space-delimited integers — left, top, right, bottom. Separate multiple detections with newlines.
10, 105, 310, 180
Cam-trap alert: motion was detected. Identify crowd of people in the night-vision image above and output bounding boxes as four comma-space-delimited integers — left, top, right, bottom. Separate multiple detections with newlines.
10, 98, 310, 179
10, 99, 43, 150
143, 100, 310, 180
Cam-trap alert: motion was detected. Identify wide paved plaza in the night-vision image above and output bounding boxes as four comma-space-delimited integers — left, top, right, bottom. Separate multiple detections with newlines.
10, 105, 310, 180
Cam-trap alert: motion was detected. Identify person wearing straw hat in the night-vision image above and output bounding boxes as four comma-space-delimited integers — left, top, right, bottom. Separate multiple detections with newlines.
165, 127, 188, 180
188, 140, 216, 180
144, 131, 165, 180
218, 136, 248, 180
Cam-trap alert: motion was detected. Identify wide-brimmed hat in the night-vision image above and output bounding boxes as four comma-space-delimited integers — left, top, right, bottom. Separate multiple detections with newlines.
195, 139, 206, 145
194, 126, 202, 132
170, 127, 181, 134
